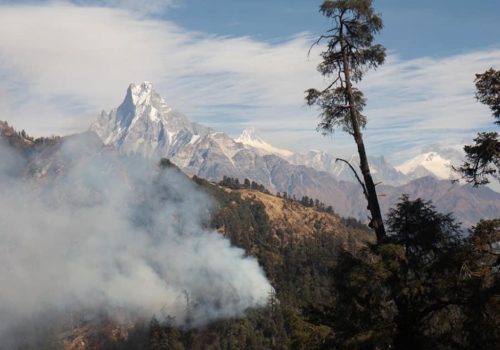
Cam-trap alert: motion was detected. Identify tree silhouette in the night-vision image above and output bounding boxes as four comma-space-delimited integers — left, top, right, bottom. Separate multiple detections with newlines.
456, 68, 500, 185
306, 0, 386, 241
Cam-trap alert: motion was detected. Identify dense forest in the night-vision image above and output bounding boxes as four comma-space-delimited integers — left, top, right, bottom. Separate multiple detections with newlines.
28, 159, 493, 350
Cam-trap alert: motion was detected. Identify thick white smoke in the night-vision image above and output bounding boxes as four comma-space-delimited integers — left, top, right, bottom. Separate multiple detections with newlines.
0, 133, 273, 340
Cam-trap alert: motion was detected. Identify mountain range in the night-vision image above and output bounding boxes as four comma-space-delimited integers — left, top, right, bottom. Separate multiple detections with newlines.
86, 82, 500, 227
91, 82, 463, 185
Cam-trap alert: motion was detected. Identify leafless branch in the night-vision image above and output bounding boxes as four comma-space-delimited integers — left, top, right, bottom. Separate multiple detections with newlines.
308, 34, 336, 57
335, 158, 368, 201
321, 76, 341, 93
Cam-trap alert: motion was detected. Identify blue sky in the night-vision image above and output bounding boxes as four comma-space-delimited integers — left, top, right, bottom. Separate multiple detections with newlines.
0, 0, 499, 163
167, 0, 500, 59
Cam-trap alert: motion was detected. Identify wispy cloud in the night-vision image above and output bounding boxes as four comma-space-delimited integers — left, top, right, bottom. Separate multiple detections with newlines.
0, 0, 178, 15
0, 1, 498, 163
0, 2, 321, 136
360, 49, 500, 161
74, 0, 178, 15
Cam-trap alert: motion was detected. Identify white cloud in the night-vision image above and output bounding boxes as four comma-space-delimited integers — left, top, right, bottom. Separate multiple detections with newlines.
89, 0, 178, 14
0, 3, 322, 137
359, 49, 500, 162
0, 0, 178, 15
0, 1, 498, 163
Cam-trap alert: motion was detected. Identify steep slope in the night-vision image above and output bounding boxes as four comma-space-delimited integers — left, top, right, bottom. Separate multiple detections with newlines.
235, 188, 373, 247
0, 120, 34, 150
91, 83, 275, 187
90, 82, 214, 159
2, 123, 496, 350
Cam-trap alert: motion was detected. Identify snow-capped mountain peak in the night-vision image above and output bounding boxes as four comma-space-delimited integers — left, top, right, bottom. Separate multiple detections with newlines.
237, 127, 264, 144
236, 127, 293, 158
90, 82, 211, 158
396, 151, 453, 179
129, 81, 153, 105
125, 81, 172, 112
90, 83, 468, 191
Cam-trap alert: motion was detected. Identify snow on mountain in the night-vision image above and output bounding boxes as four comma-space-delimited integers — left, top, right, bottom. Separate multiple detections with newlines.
235, 128, 462, 187
90, 82, 214, 161
91, 82, 433, 189
90, 83, 277, 188
236, 127, 293, 158
90, 82, 422, 190
396, 151, 454, 180
59, 80, 500, 225
395, 148, 500, 193
288, 151, 410, 186
88, 82, 500, 225
233, 127, 409, 186
233, 130, 402, 185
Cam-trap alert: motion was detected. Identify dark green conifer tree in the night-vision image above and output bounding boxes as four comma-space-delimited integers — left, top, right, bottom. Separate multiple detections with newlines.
456, 68, 500, 185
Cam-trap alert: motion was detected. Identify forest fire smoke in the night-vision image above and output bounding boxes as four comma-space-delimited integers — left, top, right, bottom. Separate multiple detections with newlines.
0, 134, 273, 344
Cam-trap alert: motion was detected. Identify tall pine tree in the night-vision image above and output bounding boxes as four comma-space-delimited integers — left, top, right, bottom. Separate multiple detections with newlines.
306, 0, 386, 241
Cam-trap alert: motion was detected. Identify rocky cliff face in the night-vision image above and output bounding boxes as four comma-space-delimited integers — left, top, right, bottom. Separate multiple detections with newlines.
91, 82, 213, 159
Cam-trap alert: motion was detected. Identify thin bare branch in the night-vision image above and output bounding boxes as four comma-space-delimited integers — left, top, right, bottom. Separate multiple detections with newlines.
321, 76, 341, 93
308, 34, 336, 57
335, 158, 368, 201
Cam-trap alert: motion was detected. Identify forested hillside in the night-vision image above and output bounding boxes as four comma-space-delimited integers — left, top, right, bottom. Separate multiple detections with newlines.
56, 165, 500, 350
0, 122, 368, 349
1, 0, 500, 348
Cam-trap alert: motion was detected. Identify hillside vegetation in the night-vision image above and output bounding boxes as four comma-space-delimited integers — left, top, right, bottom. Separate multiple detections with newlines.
39, 172, 373, 350
1, 124, 498, 349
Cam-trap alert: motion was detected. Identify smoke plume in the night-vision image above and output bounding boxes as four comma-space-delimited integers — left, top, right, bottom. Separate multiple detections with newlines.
0, 132, 273, 341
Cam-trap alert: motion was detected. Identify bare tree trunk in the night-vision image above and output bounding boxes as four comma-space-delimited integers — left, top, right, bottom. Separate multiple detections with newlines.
341, 40, 386, 242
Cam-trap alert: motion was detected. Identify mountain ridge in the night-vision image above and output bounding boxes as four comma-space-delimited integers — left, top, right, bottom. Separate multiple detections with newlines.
84, 82, 500, 226
91, 82, 468, 184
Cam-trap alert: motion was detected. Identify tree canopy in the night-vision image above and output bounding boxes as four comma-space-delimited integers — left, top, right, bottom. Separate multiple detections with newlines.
306, 0, 385, 135
456, 68, 500, 185
333, 196, 499, 349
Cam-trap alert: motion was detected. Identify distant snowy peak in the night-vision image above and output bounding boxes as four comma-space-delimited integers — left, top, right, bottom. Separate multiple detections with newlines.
90, 82, 468, 191
236, 127, 293, 158
121, 82, 184, 125
90, 82, 211, 158
236, 127, 263, 144
396, 152, 453, 180
129, 81, 155, 106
